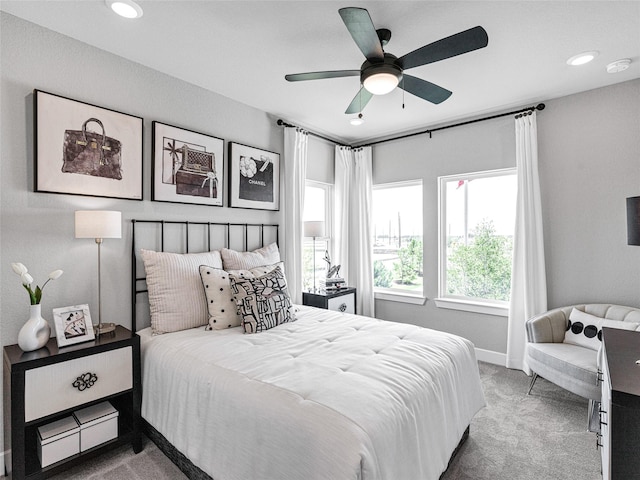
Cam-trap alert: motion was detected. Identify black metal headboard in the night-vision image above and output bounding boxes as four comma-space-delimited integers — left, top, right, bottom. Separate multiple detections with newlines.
131, 220, 279, 332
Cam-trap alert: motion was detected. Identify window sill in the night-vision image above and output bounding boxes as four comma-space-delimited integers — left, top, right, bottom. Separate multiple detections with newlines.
374, 291, 427, 305
434, 297, 509, 317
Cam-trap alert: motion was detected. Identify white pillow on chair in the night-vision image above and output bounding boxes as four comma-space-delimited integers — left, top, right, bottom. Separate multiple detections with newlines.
563, 308, 639, 351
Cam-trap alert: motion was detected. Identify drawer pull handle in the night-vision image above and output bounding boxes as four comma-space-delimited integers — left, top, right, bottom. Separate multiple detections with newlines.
339, 303, 347, 312
72, 372, 98, 391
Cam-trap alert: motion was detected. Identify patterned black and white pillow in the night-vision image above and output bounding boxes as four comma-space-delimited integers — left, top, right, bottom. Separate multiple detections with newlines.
229, 266, 296, 334
199, 262, 284, 330
563, 308, 639, 350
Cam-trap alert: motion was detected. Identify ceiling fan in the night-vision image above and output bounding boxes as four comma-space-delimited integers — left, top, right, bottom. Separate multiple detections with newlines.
285, 7, 489, 115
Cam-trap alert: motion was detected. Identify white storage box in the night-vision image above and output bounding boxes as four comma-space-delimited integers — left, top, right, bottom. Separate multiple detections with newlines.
73, 401, 119, 452
37, 416, 80, 467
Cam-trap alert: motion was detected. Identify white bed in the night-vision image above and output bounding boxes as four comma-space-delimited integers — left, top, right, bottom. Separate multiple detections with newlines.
139, 305, 485, 480
131, 220, 485, 479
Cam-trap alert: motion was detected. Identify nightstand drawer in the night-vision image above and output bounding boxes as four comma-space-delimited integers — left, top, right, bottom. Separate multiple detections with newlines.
24, 347, 132, 422
327, 293, 355, 314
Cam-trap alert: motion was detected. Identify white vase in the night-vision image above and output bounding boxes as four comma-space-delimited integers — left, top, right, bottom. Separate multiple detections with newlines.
18, 304, 51, 352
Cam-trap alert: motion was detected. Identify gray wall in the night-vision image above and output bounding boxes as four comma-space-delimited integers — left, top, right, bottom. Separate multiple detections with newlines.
373, 78, 640, 353
306, 136, 335, 184
538, 80, 640, 308
0, 11, 284, 348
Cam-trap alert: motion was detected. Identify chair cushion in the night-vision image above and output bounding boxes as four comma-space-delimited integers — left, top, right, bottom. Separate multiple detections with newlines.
527, 342, 599, 400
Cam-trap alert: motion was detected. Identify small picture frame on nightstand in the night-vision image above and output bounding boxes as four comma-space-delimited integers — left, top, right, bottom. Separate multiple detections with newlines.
53, 304, 95, 347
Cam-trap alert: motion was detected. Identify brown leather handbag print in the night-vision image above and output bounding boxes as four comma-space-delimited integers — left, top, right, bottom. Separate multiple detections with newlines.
62, 118, 122, 180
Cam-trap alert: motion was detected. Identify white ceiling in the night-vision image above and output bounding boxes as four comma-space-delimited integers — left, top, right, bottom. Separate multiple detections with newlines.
2, 1, 639, 144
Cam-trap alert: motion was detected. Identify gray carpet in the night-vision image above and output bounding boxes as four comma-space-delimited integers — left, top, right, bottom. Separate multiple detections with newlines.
50, 362, 601, 480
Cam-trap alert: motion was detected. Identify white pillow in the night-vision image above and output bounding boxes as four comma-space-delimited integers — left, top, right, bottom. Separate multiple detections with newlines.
221, 242, 280, 270
563, 308, 639, 351
140, 249, 223, 335
199, 262, 284, 330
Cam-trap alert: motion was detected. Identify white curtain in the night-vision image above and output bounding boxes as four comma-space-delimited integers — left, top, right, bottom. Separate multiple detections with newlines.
507, 111, 547, 372
334, 146, 353, 286
353, 147, 375, 316
334, 146, 374, 317
283, 127, 308, 304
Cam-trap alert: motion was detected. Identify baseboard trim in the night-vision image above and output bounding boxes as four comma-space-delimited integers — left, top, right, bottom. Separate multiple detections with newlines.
475, 348, 506, 366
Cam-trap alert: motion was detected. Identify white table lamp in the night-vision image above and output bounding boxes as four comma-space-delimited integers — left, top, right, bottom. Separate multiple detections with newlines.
75, 210, 122, 335
304, 221, 325, 292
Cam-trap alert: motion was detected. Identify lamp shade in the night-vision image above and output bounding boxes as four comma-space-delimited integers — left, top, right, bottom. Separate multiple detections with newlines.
627, 196, 640, 246
304, 221, 325, 238
75, 211, 122, 239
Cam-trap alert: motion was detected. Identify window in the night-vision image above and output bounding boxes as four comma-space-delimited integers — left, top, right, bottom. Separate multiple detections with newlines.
372, 180, 423, 300
303, 181, 332, 291
437, 168, 517, 315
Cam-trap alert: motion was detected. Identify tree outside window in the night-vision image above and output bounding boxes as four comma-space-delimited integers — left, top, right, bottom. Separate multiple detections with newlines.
439, 169, 517, 305
372, 181, 423, 296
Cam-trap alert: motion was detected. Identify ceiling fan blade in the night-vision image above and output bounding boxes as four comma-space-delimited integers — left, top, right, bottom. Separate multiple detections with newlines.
399, 26, 488, 70
345, 87, 374, 114
339, 7, 384, 62
400, 74, 452, 104
285, 70, 360, 82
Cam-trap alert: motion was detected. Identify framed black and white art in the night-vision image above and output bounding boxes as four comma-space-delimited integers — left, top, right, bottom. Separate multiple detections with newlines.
229, 142, 280, 211
152, 122, 224, 206
34, 89, 143, 200
52, 304, 95, 347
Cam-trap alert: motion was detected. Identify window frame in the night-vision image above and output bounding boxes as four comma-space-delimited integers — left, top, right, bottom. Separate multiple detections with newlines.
302, 180, 333, 290
436, 168, 517, 316
372, 179, 426, 304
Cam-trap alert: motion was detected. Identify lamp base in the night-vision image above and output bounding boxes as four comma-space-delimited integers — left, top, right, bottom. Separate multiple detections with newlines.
94, 322, 117, 335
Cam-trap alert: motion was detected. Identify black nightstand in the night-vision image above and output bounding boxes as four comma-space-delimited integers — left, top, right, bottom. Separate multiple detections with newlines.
3, 325, 141, 479
302, 287, 356, 314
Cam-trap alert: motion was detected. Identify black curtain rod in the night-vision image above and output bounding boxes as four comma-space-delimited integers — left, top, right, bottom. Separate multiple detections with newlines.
356, 103, 546, 148
276, 103, 545, 149
276, 119, 347, 146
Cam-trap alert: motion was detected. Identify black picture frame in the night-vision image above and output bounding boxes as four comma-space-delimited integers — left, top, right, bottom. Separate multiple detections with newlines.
228, 142, 280, 211
151, 121, 224, 206
34, 89, 143, 200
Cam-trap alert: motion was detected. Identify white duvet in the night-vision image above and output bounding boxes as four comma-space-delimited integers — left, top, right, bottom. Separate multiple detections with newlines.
140, 306, 485, 480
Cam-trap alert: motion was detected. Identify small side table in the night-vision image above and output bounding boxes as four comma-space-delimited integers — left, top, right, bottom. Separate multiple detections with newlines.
3, 325, 141, 479
302, 287, 356, 314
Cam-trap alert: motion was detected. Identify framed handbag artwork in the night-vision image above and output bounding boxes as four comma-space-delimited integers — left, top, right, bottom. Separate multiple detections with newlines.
34, 89, 143, 200
152, 121, 224, 206
229, 142, 280, 211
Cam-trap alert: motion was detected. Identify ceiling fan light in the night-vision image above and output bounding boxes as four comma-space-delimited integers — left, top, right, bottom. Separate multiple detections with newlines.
363, 73, 399, 95
350, 116, 364, 126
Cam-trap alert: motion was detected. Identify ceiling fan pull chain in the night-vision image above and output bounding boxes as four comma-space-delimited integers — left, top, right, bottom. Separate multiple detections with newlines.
402, 77, 405, 109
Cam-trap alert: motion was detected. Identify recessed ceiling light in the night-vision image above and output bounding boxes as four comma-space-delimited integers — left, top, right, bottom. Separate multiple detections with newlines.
106, 0, 143, 19
566, 51, 598, 66
606, 59, 631, 74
